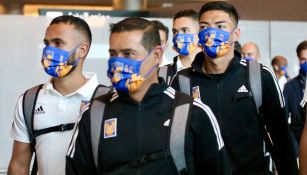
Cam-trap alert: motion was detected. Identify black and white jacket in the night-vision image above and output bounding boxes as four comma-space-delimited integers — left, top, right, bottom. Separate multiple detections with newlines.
171, 51, 298, 175
66, 81, 229, 175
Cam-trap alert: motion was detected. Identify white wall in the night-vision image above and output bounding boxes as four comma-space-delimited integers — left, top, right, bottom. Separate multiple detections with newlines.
0, 15, 307, 173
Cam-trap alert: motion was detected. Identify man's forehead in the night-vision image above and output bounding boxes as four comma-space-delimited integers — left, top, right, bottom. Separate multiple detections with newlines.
109, 30, 145, 51
173, 17, 197, 27
243, 45, 256, 51
45, 24, 77, 38
111, 30, 143, 40
200, 10, 235, 24
299, 49, 307, 57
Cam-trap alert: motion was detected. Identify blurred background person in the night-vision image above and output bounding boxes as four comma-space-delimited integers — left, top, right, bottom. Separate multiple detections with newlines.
284, 40, 307, 153
152, 20, 170, 67
241, 41, 261, 62
271, 55, 290, 91
158, 9, 201, 85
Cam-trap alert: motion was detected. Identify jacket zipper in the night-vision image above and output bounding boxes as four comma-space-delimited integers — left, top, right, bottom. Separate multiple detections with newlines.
216, 82, 223, 128
137, 102, 142, 175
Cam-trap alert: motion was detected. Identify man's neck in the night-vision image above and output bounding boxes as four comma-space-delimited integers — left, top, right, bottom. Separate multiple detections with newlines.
203, 49, 235, 74
276, 73, 282, 79
178, 47, 202, 68
129, 74, 159, 103
52, 67, 86, 96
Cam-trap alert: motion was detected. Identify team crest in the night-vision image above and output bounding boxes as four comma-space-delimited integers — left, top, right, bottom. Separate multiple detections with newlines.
192, 86, 201, 99
45, 50, 54, 59
104, 118, 117, 139
79, 100, 90, 113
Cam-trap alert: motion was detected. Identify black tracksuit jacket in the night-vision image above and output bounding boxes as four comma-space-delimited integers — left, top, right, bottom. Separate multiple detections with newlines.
66, 81, 230, 175
171, 51, 298, 175
159, 56, 179, 85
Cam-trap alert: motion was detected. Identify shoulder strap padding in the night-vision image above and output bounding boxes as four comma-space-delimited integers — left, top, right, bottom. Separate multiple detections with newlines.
90, 84, 112, 101
248, 60, 262, 114
90, 86, 112, 167
169, 92, 193, 173
22, 84, 43, 142
158, 66, 169, 83
247, 61, 276, 156
90, 99, 105, 167
178, 74, 191, 96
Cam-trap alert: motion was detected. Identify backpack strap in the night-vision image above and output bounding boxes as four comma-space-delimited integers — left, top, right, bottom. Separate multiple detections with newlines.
178, 74, 191, 96
248, 60, 262, 114
33, 123, 75, 138
22, 84, 43, 175
169, 91, 193, 175
91, 84, 113, 101
158, 66, 169, 84
22, 84, 43, 143
90, 86, 112, 167
248, 61, 275, 173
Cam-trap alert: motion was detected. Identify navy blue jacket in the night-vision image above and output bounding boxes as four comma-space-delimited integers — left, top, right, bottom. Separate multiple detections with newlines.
283, 71, 306, 144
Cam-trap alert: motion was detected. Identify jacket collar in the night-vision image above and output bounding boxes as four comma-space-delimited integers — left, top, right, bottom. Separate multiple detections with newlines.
117, 78, 168, 104
299, 70, 306, 87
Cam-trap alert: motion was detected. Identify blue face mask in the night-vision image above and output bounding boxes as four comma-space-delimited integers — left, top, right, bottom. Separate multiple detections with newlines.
41, 45, 80, 78
107, 52, 157, 93
300, 61, 307, 75
198, 27, 233, 58
281, 66, 287, 73
243, 57, 255, 61
172, 33, 196, 56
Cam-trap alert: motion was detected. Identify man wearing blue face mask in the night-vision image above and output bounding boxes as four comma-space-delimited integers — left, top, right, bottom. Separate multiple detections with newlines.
241, 41, 261, 62
66, 17, 230, 175
171, 1, 298, 175
8, 15, 99, 175
158, 10, 202, 85
284, 40, 307, 151
271, 55, 290, 91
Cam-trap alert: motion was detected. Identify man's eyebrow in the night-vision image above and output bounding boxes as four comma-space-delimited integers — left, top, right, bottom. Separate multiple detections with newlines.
172, 28, 178, 32
179, 27, 189, 30
199, 20, 228, 25
43, 38, 65, 43
108, 48, 136, 53
199, 21, 209, 25
215, 20, 227, 24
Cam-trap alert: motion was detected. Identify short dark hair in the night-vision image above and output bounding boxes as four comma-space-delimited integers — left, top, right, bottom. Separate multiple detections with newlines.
296, 40, 307, 57
199, 1, 239, 27
151, 20, 169, 41
173, 9, 198, 21
110, 17, 161, 51
50, 15, 92, 45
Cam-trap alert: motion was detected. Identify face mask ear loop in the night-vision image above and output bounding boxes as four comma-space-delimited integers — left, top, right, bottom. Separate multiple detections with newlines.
229, 28, 238, 46
141, 48, 159, 78
70, 57, 81, 66
140, 49, 155, 63
68, 43, 82, 57
66, 43, 83, 66
144, 64, 158, 78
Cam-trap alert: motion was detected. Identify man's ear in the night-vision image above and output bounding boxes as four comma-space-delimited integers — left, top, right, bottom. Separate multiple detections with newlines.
153, 46, 163, 65
233, 28, 241, 42
78, 42, 90, 58
163, 42, 169, 51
